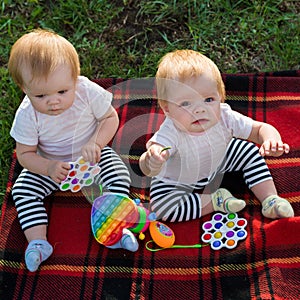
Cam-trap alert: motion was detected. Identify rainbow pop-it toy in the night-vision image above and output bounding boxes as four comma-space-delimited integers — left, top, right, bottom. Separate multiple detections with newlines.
91, 194, 140, 246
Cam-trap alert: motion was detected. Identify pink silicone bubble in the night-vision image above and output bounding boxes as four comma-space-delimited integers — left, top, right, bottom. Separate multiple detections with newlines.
92, 168, 100, 175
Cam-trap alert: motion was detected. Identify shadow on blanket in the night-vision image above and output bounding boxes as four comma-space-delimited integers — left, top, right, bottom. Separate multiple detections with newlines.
1, 71, 300, 300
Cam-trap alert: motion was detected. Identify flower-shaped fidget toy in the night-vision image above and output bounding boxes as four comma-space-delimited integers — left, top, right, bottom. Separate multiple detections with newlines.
59, 156, 101, 192
201, 213, 247, 250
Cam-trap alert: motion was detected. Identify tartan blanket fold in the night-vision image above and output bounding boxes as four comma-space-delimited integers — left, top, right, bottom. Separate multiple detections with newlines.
1, 71, 300, 300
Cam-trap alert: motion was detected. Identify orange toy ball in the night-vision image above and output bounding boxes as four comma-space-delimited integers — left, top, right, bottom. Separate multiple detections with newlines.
149, 221, 175, 248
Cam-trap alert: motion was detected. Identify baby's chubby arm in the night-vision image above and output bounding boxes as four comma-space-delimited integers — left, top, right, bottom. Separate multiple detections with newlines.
16, 142, 70, 183
139, 142, 170, 176
81, 106, 119, 164
248, 120, 290, 157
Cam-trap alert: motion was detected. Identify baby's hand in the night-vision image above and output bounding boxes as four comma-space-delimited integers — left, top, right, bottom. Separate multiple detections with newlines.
146, 144, 169, 173
81, 142, 101, 164
259, 139, 290, 157
47, 160, 70, 183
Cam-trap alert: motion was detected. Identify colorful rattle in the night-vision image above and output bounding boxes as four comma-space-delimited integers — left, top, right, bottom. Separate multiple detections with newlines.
59, 156, 101, 192
201, 212, 247, 250
91, 193, 157, 246
148, 221, 175, 248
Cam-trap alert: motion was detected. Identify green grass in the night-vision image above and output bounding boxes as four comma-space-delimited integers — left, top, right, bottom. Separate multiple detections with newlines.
0, 0, 299, 205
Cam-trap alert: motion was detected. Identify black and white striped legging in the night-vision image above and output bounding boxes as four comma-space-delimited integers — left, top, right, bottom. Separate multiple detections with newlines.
150, 139, 272, 222
12, 146, 131, 231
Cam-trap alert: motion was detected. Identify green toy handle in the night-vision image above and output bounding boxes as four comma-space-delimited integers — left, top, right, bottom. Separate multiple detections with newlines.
146, 240, 209, 252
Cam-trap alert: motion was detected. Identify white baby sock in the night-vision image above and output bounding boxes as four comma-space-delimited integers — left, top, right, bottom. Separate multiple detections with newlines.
262, 195, 294, 219
212, 188, 246, 213
107, 229, 139, 252
25, 239, 53, 272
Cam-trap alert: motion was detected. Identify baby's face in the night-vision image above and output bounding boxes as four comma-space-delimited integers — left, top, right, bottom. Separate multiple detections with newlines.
21, 64, 76, 115
162, 74, 222, 134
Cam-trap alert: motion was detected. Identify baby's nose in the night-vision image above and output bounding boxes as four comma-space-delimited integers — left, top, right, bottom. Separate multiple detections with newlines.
193, 104, 205, 113
48, 95, 60, 104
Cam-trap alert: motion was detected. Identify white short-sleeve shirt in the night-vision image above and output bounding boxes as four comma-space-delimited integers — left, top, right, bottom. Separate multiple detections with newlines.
10, 76, 112, 162
148, 103, 253, 184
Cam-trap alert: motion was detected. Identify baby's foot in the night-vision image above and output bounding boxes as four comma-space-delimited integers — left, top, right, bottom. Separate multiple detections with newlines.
107, 229, 139, 252
212, 188, 246, 213
25, 240, 53, 272
120, 229, 139, 252
262, 195, 294, 219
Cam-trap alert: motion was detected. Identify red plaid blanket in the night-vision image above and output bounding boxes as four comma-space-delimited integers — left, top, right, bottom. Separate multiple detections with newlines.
1, 71, 300, 300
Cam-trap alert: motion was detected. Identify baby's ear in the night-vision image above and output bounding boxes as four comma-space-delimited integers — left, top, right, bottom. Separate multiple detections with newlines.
159, 101, 169, 114
20, 85, 26, 94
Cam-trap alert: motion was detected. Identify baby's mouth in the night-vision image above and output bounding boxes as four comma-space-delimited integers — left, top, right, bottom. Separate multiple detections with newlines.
49, 108, 63, 115
192, 118, 208, 125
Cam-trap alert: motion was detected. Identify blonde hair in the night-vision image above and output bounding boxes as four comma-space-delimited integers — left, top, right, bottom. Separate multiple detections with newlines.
8, 28, 80, 87
156, 49, 225, 105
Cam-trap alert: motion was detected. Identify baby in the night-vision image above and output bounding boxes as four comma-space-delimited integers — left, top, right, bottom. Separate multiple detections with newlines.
139, 49, 294, 222
8, 29, 137, 272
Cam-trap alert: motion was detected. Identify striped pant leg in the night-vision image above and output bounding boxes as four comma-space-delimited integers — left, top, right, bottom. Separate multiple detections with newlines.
218, 138, 272, 188
96, 146, 131, 197
11, 169, 59, 232
149, 139, 272, 222
150, 178, 209, 222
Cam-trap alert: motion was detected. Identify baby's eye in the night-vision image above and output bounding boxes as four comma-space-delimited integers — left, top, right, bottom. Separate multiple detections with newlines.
35, 94, 45, 98
204, 97, 214, 103
58, 90, 67, 94
179, 101, 191, 107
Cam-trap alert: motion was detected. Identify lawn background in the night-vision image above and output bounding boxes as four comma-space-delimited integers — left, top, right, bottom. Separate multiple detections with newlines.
1, 0, 299, 206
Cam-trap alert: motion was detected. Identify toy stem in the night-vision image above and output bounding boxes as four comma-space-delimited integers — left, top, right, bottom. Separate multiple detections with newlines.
171, 244, 207, 249
84, 184, 103, 205
160, 146, 171, 154
145, 240, 209, 252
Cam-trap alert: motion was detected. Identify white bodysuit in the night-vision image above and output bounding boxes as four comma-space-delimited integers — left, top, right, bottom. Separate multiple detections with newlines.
10, 76, 112, 162
148, 103, 253, 184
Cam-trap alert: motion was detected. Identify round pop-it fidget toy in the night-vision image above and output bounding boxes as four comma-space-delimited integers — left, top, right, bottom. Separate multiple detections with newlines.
91, 194, 139, 246
201, 212, 247, 250
59, 156, 101, 192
